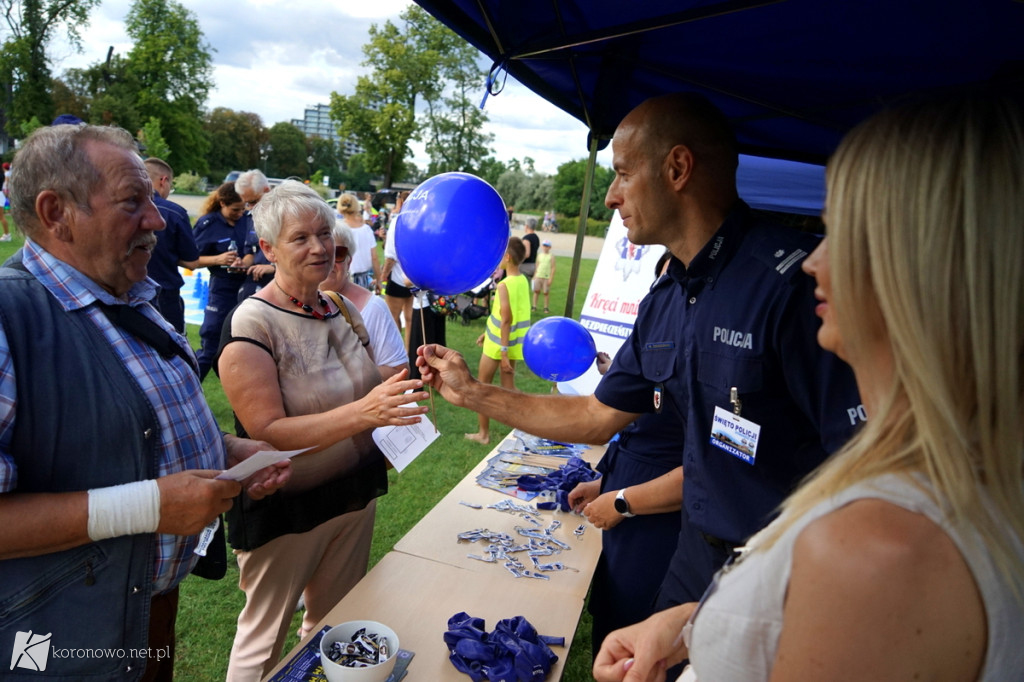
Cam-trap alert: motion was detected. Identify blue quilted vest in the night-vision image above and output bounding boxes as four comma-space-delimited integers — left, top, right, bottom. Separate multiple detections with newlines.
0, 263, 159, 680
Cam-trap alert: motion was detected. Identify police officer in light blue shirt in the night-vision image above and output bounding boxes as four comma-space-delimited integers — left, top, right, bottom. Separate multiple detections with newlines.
415, 92, 863, 653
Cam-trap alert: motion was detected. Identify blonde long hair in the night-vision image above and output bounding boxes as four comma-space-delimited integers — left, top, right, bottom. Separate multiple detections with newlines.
769, 95, 1024, 585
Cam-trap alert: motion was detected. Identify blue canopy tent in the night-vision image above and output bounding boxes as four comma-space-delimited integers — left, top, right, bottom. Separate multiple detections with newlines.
413, 0, 1023, 311
736, 155, 823, 216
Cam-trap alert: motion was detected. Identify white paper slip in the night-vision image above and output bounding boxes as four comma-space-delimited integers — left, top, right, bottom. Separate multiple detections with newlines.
373, 412, 440, 472
216, 447, 313, 481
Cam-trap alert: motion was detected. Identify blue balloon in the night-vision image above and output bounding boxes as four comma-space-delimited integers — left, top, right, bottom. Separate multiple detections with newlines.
523, 317, 597, 382
395, 172, 509, 296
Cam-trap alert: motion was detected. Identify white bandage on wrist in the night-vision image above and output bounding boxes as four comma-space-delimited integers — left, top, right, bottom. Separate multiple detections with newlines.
87, 479, 161, 541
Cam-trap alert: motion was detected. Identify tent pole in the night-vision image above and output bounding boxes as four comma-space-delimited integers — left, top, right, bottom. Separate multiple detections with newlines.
564, 134, 599, 317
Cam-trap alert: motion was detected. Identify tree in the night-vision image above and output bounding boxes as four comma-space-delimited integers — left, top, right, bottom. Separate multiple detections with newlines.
204, 107, 265, 179
307, 136, 344, 188
50, 75, 88, 120
0, 0, 101, 136
334, 154, 374, 192
528, 174, 555, 213
330, 5, 454, 188
59, 53, 142, 129
411, 8, 493, 176
496, 168, 530, 210
265, 122, 307, 179
553, 159, 614, 222
476, 156, 507, 188
138, 117, 170, 160
123, 0, 213, 173
330, 16, 420, 189
495, 158, 553, 213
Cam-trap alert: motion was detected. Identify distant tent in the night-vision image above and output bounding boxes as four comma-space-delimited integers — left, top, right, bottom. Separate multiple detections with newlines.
737, 155, 824, 216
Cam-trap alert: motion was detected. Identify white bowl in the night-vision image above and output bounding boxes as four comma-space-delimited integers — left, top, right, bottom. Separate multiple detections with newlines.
319, 620, 400, 682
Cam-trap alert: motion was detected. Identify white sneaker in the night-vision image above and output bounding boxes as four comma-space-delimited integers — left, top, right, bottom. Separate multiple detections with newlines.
0, 234, 10, 242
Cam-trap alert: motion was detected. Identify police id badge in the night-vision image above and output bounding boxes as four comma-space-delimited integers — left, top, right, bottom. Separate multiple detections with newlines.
709, 406, 761, 464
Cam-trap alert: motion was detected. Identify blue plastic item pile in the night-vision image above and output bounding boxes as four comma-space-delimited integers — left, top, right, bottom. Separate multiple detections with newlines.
443, 612, 564, 681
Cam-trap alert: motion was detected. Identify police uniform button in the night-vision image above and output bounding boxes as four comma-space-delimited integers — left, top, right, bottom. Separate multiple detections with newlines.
143, 428, 153, 439
125, 665, 133, 673
706, 276, 713, 283
131, 585, 142, 594
689, 297, 696, 304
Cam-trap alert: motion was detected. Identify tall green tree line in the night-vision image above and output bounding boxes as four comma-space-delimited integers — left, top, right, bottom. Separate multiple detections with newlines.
330, 5, 498, 188
54, 0, 212, 173
0, 0, 100, 135
1, 0, 611, 223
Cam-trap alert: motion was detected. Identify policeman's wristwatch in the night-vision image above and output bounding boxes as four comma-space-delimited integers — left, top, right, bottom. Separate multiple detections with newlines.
614, 488, 635, 518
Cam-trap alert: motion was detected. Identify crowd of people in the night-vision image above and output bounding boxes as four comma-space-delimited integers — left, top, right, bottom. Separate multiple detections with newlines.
0, 89, 1021, 682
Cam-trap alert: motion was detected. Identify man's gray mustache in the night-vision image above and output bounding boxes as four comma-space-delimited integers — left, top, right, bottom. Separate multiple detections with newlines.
126, 234, 158, 255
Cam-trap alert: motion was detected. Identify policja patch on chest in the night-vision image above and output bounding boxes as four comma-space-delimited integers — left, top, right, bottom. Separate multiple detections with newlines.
712, 326, 753, 349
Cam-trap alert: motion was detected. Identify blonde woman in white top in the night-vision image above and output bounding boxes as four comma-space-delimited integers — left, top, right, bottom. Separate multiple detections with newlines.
594, 95, 1024, 682
336, 193, 380, 292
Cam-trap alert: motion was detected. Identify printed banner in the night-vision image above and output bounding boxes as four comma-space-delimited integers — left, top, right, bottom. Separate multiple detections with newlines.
559, 212, 666, 396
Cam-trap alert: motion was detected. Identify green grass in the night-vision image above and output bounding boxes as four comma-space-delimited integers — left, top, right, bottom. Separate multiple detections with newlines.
0, 226, 599, 680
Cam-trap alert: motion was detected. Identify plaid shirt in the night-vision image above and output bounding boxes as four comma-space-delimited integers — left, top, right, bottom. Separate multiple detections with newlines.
0, 240, 225, 593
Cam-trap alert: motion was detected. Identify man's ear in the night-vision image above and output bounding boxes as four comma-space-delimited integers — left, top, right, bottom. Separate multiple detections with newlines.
35, 190, 74, 242
665, 144, 694, 192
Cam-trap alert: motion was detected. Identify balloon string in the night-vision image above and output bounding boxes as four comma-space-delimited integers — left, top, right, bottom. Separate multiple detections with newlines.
420, 304, 438, 433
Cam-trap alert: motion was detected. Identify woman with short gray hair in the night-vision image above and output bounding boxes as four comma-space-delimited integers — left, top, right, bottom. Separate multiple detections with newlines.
216, 181, 428, 680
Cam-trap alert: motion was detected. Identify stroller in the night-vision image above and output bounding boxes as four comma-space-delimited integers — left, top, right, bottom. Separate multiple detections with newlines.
453, 278, 494, 325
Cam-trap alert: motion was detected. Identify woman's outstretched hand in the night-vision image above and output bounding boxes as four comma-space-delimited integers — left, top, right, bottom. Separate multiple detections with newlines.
359, 368, 430, 427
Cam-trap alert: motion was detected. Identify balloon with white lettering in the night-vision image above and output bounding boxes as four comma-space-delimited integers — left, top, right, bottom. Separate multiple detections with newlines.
395, 172, 510, 296
523, 316, 597, 381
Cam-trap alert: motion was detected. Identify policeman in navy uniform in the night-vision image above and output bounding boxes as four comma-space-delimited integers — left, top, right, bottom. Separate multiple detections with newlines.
416, 92, 863, 652
234, 170, 276, 301
143, 158, 199, 333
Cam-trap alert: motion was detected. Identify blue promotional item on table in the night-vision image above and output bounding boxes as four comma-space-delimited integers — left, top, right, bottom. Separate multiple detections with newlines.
443, 612, 562, 682
395, 172, 509, 295
516, 456, 599, 511
522, 316, 597, 381
475, 431, 590, 500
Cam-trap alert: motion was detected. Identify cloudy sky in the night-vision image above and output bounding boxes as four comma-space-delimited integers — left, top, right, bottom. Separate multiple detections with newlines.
52, 0, 614, 175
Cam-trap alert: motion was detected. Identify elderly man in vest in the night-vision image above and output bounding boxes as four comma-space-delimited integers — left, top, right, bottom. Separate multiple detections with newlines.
0, 123, 290, 681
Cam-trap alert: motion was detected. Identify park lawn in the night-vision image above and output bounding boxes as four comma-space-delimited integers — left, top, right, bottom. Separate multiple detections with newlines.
0, 228, 602, 680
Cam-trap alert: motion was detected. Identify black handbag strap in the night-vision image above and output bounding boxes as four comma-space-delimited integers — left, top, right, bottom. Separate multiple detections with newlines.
94, 302, 199, 376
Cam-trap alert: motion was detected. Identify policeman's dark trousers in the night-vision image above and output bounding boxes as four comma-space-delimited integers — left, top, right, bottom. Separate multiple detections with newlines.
197, 287, 238, 380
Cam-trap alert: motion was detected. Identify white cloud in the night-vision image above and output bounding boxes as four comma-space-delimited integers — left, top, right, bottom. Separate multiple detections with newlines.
51, 0, 613, 175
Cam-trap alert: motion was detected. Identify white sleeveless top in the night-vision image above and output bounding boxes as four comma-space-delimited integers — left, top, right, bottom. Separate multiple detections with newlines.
682, 473, 1024, 682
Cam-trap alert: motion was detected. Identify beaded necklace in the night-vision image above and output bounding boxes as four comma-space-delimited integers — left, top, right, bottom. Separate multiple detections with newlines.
275, 280, 331, 320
